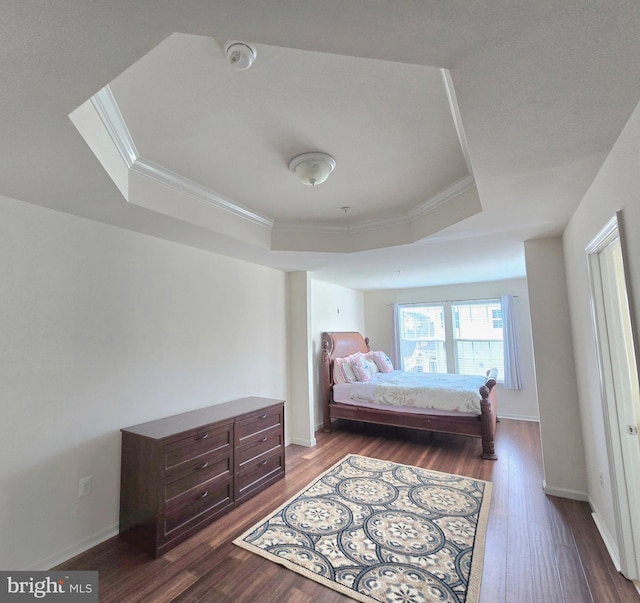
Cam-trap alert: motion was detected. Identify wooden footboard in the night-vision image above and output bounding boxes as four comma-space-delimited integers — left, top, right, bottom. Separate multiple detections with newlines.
479, 377, 498, 460
320, 331, 499, 460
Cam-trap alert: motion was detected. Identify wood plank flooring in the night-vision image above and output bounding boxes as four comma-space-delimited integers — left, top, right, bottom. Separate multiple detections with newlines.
56, 419, 640, 602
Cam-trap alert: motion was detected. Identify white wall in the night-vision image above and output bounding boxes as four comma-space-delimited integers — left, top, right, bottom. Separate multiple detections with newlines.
563, 98, 640, 556
524, 237, 587, 498
287, 272, 315, 446
0, 195, 287, 570
364, 278, 539, 421
309, 279, 365, 428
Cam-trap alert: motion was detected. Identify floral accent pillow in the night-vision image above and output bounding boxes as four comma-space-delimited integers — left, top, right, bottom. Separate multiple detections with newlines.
370, 350, 394, 373
365, 354, 380, 377
351, 353, 375, 382
335, 357, 357, 383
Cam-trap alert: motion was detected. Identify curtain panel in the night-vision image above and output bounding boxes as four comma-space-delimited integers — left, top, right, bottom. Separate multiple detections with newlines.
501, 294, 523, 389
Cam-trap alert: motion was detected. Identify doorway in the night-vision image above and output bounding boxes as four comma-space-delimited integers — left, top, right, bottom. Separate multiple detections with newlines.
587, 212, 640, 580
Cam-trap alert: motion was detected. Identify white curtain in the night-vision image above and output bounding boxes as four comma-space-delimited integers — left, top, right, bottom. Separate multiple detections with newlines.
390, 303, 401, 370
501, 294, 523, 389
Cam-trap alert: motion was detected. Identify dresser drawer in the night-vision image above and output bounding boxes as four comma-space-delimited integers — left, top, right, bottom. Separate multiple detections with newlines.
162, 422, 232, 474
163, 454, 232, 507
236, 428, 283, 467
236, 449, 284, 502
160, 477, 233, 541
235, 406, 283, 446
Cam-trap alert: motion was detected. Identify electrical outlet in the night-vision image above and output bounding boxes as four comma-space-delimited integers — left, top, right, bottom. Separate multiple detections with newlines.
599, 471, 604, 489
78, 476, 92, 498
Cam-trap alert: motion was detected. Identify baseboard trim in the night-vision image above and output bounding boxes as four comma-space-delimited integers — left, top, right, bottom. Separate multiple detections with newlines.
592, 511, 621, 572
498, 413, 539, 422
542, 481, 588, 501
291, 436, 317, 448
26, 523, 119, 571
589, 500, 621, 573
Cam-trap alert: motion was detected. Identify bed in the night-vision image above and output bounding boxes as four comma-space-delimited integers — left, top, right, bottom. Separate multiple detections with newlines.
320, 331, 499, 459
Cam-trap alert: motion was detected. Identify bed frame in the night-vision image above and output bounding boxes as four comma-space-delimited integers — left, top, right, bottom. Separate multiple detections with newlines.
320, 331, 499, 460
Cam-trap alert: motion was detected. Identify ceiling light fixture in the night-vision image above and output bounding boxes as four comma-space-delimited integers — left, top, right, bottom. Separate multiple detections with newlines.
288, 152, 336, 186
224, 40, 257, 70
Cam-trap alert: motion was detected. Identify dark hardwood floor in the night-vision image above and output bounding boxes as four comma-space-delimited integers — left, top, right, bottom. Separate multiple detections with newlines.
56, 419, 640, 602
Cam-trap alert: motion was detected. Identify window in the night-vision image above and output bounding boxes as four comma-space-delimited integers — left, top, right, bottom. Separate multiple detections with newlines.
398, 305, 446, 373
397, 299, 504, 379
452, 301, 503, 376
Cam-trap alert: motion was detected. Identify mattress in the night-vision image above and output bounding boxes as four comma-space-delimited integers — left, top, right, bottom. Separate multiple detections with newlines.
332, 370, 487, 415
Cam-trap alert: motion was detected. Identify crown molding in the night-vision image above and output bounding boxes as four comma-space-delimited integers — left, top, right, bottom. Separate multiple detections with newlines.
131, 158, 273, 228
91, 86, 139, 168
91, 86, 273, 230
408, 174, 476, 221
275, 213, 410, 235
273, 220, 349, 234
275, 176, 474, 236
348, 213, 410, 233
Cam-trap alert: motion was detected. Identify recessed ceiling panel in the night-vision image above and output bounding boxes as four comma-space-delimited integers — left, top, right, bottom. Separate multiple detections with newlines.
108, 33, 469, 226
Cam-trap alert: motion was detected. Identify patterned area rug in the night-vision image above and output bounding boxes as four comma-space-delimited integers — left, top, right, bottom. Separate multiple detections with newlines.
234, 454, 492, 603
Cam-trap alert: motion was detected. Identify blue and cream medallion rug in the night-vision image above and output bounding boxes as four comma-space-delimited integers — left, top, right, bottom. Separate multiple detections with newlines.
233, 454, 492, 603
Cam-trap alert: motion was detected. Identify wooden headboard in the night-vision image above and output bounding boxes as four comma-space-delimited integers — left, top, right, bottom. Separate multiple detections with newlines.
320, 332, 370, 428
322, 331, 370, 369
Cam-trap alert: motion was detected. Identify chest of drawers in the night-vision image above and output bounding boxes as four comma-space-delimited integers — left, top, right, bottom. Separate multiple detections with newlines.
119, 397, 285, 557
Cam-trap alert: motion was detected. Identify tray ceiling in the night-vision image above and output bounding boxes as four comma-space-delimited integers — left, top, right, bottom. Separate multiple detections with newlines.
72, 33, 480, 254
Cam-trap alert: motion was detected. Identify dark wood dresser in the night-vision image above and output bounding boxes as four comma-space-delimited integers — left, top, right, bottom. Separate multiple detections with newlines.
119, 396, 285, 557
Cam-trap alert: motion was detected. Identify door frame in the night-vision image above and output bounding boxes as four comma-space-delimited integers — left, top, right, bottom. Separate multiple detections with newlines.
586, 211, 640, 580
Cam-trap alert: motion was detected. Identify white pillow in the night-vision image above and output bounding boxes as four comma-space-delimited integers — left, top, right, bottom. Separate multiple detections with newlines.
335, 357, 357, 383
332, 359, 347, 384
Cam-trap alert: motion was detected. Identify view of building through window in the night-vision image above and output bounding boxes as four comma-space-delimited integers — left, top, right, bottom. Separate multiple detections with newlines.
399, 305, 447, 373
398, 300, 504, 378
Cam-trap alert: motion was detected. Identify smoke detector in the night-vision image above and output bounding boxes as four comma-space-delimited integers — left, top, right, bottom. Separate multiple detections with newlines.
224, 41, 257, 70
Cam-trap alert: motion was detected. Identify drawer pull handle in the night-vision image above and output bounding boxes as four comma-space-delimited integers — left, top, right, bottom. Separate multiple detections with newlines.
195, 462, 208, 470
260, 413, 268, 419
259, 459, 268, 466
200, 490, 208, 499
195, 432, 209, 440
259, 437, 267, 442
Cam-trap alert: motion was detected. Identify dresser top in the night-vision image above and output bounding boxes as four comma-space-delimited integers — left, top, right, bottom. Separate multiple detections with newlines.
121, 396, 284, 440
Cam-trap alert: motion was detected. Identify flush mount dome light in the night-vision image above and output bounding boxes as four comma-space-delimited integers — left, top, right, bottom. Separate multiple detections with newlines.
288, 152, 336, 186
224, 40, 257, 70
